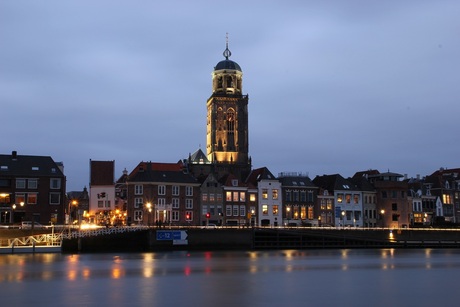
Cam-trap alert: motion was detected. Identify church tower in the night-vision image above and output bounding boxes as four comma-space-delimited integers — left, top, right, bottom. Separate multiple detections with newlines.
206, 37, 251, 179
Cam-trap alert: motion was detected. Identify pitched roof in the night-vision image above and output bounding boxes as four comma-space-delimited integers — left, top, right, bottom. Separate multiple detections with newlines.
188, 148, 210, 164
312, 174, 356, 191
0, 151, 64, 177
128, 161, 197, 184
277, 174, 316, 188
245, 167, 277, 185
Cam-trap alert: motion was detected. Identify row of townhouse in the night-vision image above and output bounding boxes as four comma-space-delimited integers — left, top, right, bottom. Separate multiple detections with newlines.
1, 151, 458, 229
86, 159, 460, 228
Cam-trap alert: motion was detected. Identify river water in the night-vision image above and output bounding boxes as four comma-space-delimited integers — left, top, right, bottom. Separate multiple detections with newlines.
1, 248, 459, 307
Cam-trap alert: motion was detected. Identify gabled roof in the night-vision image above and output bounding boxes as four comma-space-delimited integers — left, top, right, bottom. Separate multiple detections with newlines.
312, 174, 357, 191
245, 167, 277, 186
219, 173, 246, 187
349, 176, 375, 192
90, 160, 114, 185
128, 161, 197, 184
277, 175, 316, 188
352, 169, 380, 179
188, 148, 210, 164
0, 151, 64, 177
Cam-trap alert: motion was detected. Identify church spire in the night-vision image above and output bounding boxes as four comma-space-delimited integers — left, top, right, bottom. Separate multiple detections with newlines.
223, 32, 232, 60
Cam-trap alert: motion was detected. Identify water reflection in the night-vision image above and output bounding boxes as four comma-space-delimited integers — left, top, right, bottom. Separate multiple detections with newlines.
1, 249, 460, 306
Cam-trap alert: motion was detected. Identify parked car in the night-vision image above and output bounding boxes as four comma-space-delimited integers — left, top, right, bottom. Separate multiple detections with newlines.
20, 221, 47, 229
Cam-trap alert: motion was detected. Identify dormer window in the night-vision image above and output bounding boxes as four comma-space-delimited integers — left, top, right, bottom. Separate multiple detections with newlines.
32, 166, 39, 171
232, 179, 238, 187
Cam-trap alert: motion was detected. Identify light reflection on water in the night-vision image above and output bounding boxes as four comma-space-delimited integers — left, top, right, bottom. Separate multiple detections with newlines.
1, 249, 460, 306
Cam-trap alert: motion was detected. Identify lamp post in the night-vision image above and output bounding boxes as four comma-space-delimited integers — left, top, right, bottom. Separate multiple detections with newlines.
380, 209, 385, 228
146, 203, 152, 227
251, 209, 255, 227
341, 210, 345, 229
286, 207, 291, 227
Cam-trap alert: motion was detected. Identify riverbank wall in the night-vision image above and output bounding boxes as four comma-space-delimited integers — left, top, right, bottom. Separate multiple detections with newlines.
60, 227, 460, 253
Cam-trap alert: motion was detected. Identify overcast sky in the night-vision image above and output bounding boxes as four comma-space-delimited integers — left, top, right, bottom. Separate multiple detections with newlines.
1, 1, 459, 191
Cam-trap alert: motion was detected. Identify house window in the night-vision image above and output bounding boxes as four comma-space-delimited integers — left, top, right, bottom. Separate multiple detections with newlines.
158, 185, 166, 195
354, 194, 359, 204
301, 206, 306, 219
49, 193, 60, 204
345, 194, 351, 204
226, 191, 232, 202
293, 191, 299, 201
337, 194, 343, 203
210, 194, 215, 201
233, 205, 239, 216
249, 193, 256, 202
240, 192, 246, 202
134, 198, 143, 208
134, 210, 143, 221
50, 178, 61, 189
285, 191, 291, 202
226, 205, 232, 216
202, 194, 208, 202
16, 179, 26, 189
158, 198, 166, 206
185, 211, 193, 221
186, 186, 193, 196
15, 194, 25, 205
233, 192, 239, 202
300, 191, 306, 202
262, 205, 268, 215
217, 194, 222, 201
27, 193, 37, 205
308, 206, 314, 220
172, 185, 179, 196
392, 203, 398, 211
327, 199, 333, 210
272, 189, 278, 200
28, 179, 38, 189
240, 205, 245, 217
382, 191, 388, 198
186, 199, 193, 209
262, 189, 268, 199
172, 198, 179, 209
98, 200, 104, 208
135, 185, 143, 195
172, 211, 179, 221
307, 191, 314, 202
273, 205, 279, 215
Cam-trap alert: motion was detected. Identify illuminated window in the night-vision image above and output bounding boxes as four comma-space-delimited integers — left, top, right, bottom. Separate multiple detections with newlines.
272, 189, 278, 200
443, 194, 452, 204
307, 206, 314, 220
249, 193, 256, 202
15, 194, 25, 205
301, 206, 306, 219
272, 205, 279, 215
217, 194, 222, 201
210, 194, 215, 201
327, 199, 333, 210
202, 193, 208, 202
226, 191, 232, 201
354, 194, 359, 204
233, 192, 239, 202
337, 194, 343, 203
320, 199, 326, 210
345, 194, 351, 203
262, 205, 268, 215
27, 193, 37, 204
240, 192, 246, 202
262, 189, 268, 199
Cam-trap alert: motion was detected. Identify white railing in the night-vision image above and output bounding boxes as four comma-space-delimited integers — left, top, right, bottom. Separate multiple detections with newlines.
5, 233, 63, 248
64, 226, 147, 239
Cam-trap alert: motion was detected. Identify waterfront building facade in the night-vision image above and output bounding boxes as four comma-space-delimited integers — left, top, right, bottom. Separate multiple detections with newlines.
278, 172, 318, 226
0, 151, 66, 225
313, 174, 364, 228
89, 160, 116, 226
125, 161, 201, 226
246, 167, 282, 227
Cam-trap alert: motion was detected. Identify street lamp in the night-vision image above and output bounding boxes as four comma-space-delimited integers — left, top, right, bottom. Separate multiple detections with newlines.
341, 210, 345, 229
146, 203, 152, 227
380, 209, 385, 228
251, 209, 255, 227
286, 207, 291, 226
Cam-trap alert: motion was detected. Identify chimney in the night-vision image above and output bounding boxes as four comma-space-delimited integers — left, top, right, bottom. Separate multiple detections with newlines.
12, 151, 17, 160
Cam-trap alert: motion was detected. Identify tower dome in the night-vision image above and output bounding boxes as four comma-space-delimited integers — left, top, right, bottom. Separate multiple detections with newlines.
212, 36, 243, 94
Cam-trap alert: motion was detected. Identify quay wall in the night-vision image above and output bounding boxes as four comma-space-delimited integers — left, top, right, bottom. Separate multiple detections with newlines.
60, 227, 460, 253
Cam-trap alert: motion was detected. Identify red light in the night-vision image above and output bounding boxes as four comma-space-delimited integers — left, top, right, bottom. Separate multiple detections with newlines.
206, 212, 210, 219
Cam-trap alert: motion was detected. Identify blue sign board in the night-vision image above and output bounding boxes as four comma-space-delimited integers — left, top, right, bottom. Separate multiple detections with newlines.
156, 230, 186, 241
335, 207, 342, 218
